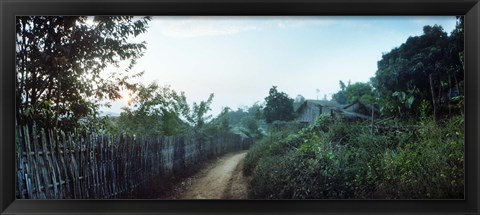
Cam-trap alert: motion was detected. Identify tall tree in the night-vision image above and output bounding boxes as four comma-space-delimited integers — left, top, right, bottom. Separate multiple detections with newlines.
263, 86, 295, 123
16, 16, 150, 132
447, 16, 465, 115
371, 24, 463, 118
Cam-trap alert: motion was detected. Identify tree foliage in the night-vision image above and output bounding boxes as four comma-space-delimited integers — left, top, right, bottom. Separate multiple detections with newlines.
212, 107, 232, 133
116, 82, 189, 136
371, 22, 464, 118
16, 16, 151, 133
263, 86, 295, 123
218, 103, 265, 139
240, 116, 264, 139
187, 93, 215, 130
293, 95, 306, 111
332, 81, 348, 104
332, 81, 374, 105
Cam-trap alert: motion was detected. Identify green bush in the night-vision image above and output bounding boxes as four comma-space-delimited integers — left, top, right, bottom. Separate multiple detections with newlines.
377, 116, 464, 199
244, 115, 464, 199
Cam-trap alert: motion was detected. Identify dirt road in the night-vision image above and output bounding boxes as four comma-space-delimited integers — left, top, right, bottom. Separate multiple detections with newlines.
167, 151, 249, 199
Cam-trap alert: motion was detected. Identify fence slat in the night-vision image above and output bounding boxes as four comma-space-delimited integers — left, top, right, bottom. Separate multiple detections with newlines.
16, 125, 254, 199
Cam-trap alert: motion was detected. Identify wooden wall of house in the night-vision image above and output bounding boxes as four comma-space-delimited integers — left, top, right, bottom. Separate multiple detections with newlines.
298, 103, 336, 124
298, 103, 320, 124
320, 106, 334, 116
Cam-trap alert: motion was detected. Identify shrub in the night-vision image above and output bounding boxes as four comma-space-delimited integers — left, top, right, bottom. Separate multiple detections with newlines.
377, 116, 464, 199
244, 114, 464, 199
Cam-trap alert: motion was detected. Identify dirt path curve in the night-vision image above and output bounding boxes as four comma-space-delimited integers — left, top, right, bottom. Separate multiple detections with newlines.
168, 151, 249, 199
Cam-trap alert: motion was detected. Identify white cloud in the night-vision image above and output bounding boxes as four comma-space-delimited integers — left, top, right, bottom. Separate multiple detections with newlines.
273, 17, 336, 29
153, 17, 260, 38
161, 24, 259, 38
152, 16, 338, 38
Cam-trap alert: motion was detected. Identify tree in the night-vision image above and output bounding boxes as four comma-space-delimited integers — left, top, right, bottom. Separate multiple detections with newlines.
447, 16, 465, 115
345, 82, 374, 104
117, 82, 189, 136
293, 95, 306, 111
332, 81, 348, 104
263, 86, 295, 123
371, 24, 463, 118
210, 107, 231, 133
240, 116, 263, 139
226, 108, 248, 127
332, 81, 374, 105
248, 102, 264, 120
16, 16, 151, 133
186, 93, 215, 130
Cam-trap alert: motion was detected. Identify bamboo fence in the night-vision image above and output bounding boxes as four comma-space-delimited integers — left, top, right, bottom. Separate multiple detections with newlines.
15, 125, 253, 199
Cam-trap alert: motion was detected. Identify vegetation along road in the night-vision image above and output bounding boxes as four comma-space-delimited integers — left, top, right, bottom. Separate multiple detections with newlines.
167, 151, 249, 199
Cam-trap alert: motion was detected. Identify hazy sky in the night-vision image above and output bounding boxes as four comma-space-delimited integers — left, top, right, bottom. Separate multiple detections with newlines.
100, 16, 458, 117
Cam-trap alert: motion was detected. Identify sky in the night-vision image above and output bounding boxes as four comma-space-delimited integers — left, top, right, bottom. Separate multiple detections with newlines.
99, 16, 458, 117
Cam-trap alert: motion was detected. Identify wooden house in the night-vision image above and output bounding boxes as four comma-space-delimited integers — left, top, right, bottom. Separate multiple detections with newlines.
296, 100, 343, 125
296, 99, 372, 125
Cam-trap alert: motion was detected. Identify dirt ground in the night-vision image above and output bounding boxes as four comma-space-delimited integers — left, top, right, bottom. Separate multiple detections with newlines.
165, 150, 249, 199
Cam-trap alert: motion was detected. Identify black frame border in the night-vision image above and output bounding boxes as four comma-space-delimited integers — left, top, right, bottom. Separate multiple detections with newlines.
1, 0, 479, 214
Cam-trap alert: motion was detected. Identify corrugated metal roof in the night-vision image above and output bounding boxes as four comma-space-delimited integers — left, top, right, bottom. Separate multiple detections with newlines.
298, 99, 371, 120
341, 110, 370, 119
305, 100, 343, 109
